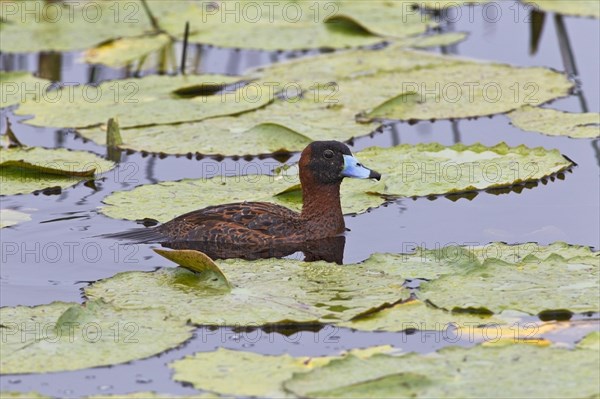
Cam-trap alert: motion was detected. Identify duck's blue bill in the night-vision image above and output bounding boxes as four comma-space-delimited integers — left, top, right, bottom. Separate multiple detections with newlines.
342, 155, 381, 180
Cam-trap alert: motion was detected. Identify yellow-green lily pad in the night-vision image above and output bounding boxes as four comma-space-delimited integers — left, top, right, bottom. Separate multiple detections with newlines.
0, 147, 115, 196
15, 75, 269, 129
84, 34, 172, 68
0, 72, 52, 108
284, 340, 600, 398
524, 0, 600, 19
0, 209, 31, 228
509, 106, 600, 139
85, 255, 410, 326
419, 243, 599, 315
0, 300, 193, 374
169, 346, 397, 398
76, 99, 377, 156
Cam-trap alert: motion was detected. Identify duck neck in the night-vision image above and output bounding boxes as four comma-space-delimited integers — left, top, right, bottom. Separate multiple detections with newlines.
300, 175, 345, 236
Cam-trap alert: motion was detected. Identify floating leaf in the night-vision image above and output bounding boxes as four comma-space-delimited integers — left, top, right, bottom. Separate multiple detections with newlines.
414, 0, 492, 10
99, 142, 571, 221
0, 300, 193, 374
100, 173, 384, 222
577, 331, 600, 351
84, 34, 172, 68
153, 249, 232, 288
170, 346, 396, 398
419, 244, 599, 315
88, 393, 219, 399
16, 75, 269, 129
0, 393, 50, 399
0, 209, 31, 228
410, 31, 468, 48
284, 342, 600, 398
154, 0, 433, 51
256, 47, 573, 122
0, 72, 51, 108
0, 1, 152, 53
524, 0, 600, 19
77, 99, 378, 156
509, 106, 600, 139
0, 147, 115, 196
85, 256, 409, 326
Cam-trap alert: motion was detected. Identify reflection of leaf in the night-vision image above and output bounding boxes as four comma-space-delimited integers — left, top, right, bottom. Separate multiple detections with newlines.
0, 147, 115, 196
170, 347, 396, 398
284, 341, 600, 398
84, 34, 171, 68
0, 300, 193, 374
86, 257, 410, 326
77, 99, 373, 156
16, 75, 269, 129
153, 249, 232, 289
419, 243, 599, 315
0, 209, 31, 228
524, 0, 600, 19
0, 71, 51, 108
509, 106, 600, 139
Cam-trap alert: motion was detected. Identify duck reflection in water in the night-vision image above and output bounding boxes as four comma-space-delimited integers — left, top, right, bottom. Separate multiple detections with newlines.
107, 141, 381, 264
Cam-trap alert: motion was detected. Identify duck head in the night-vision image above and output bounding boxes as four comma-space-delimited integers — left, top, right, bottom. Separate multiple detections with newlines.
299, 141, 381, 185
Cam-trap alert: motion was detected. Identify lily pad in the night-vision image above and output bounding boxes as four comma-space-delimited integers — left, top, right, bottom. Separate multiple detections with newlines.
85, 255, 409, 326
100, 173, 384, 222
284, 341, 600, 398
169, 346, 397, 398
0, 300, 193, 374
15, 75, 269, 129
524, 0, 600, 19
0, 147, 115, 196
154, 0, 433, 51
0, 393, 50, 399
88, 393, 219, 399
0, 209, 31, 228
0, 1, 152, 53
0, 72, 52, 108
419, 244, 599, 315
509, 106, 600, 139
77, 99, 378, 156
84, 34, 172, 68
153, 248, 232, 288
256, 46, 573, 122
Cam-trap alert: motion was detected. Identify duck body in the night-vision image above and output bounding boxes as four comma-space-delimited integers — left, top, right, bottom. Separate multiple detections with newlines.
109, 141, 380, 247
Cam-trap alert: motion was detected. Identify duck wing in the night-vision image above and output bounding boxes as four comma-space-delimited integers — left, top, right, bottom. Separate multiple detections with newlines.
158, 201, 301, 243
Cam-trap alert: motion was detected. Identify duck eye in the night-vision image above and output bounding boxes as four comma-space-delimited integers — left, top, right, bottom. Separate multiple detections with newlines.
323, 149, 334, 159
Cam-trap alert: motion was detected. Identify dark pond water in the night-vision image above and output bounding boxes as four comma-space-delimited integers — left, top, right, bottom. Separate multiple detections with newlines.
1, 2, 599, 397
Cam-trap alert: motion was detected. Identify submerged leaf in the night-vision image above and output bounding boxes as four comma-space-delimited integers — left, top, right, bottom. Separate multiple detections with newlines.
509, 106, 600, 139
16, 75, 268, 129
0, 209, 31, 228
0, 147, 115, 196
284, 342, 600, 398
0, 300, 193, 374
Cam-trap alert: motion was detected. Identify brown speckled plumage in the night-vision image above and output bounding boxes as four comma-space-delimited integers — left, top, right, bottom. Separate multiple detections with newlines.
108, 141, 380, 251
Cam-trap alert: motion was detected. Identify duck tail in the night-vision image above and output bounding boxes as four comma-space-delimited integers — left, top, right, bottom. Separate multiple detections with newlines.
99, 227, 166, 244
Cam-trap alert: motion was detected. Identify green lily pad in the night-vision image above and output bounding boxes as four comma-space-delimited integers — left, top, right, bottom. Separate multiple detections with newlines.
85, 255, 409, 326
577, 331, 600, 351
469, 241, 599, 265
509, 106, 600, 139
284, 341, 600, 398
0, 72, 52, 108
410, 31, 469, 48
0, 147, 115, 196
0, 393, 50, 399
524, 0, 600, 19
153, 248, 232, 288
169, 346, 397, 398
15, 75, 269, 129
416, 0, 491, 9
0, 209, 31, 228
99, 142, 571, 221
0, 1, 152, 53
77, 99, 377, 156
256, 46, 573, 122
340, 300, 502, 332
88, 393, 219, 399
154, 0, 433, 51
419, 244, 599, 315
84, 34, 172, 68
0, 300, 193, 374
